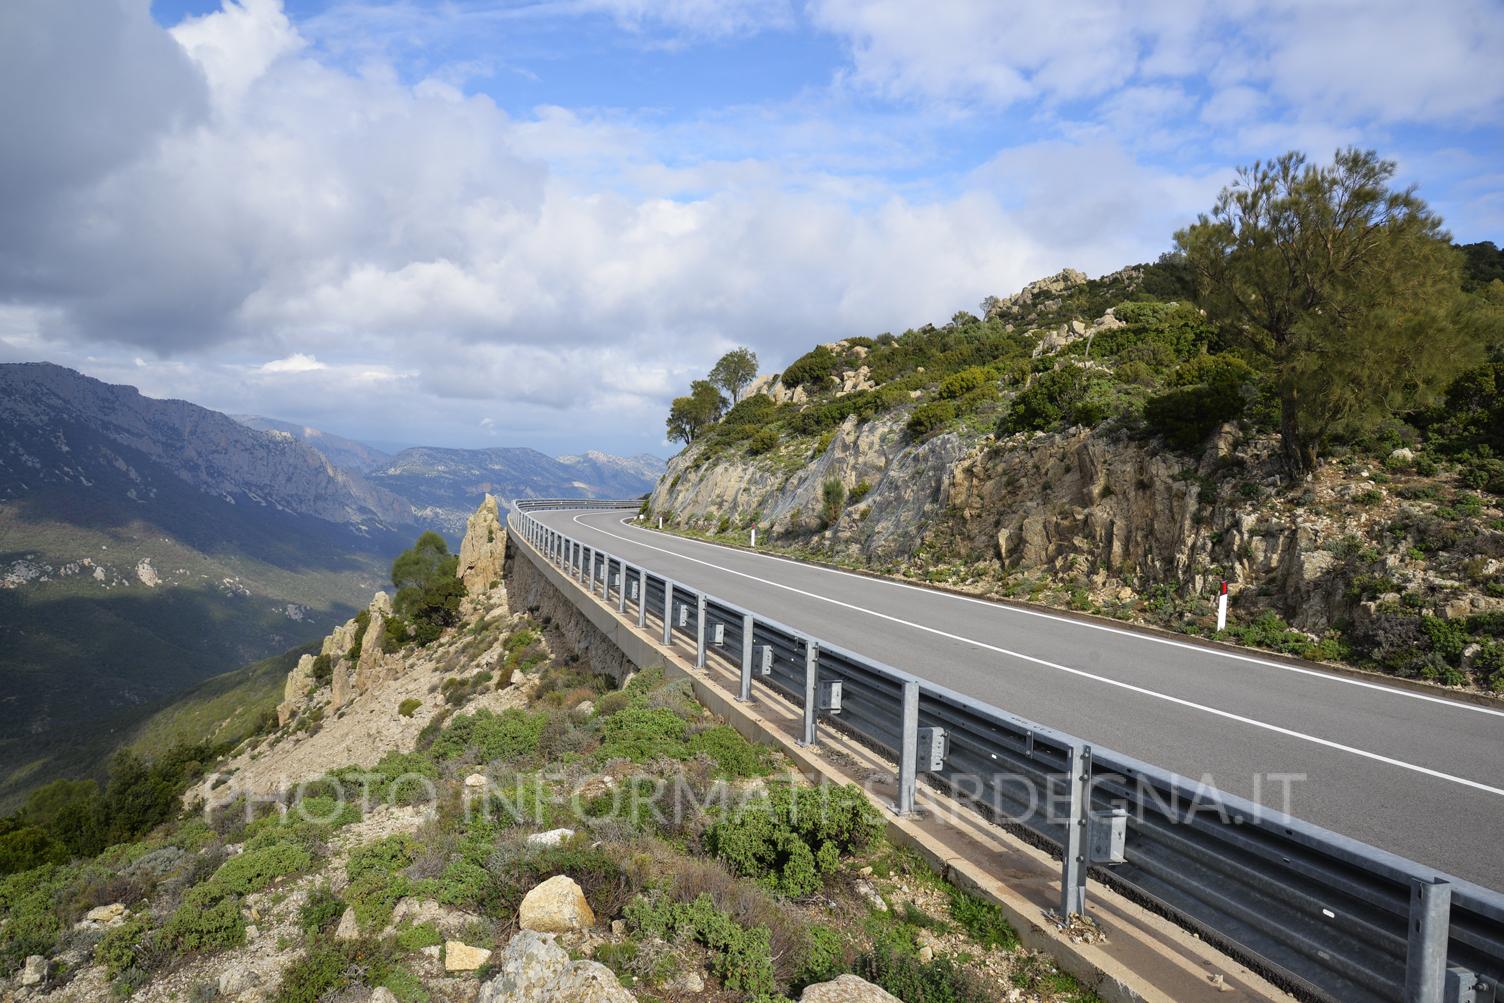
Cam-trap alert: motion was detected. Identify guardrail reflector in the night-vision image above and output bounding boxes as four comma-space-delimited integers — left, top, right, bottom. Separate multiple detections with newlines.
918, 726, 947, 771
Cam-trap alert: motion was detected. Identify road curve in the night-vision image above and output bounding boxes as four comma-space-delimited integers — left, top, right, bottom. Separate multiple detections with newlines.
529, 507, 1504, 889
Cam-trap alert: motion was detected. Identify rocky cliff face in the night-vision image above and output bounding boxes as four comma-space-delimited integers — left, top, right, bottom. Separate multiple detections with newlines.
652, 408, 1504, 640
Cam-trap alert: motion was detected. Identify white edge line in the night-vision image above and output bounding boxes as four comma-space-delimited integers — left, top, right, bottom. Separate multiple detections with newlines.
546, 511, 1504, 799
597, 512, 1504, 720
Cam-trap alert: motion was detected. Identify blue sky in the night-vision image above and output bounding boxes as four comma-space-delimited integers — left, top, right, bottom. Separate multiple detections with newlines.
2, 0, 1501, 456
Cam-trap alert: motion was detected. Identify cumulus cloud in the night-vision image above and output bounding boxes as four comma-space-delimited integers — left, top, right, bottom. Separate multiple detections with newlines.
1, 0, 1496, 455
809, 0, 1504, 125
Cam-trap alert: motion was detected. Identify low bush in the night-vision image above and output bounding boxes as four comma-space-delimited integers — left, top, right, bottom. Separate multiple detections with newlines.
907, 400, 956, 438
704, 783, 882, 897
687, 725, 773, 778
299, 885, 345, 938
626, 891, 777, 995
937, 367, 991, 400
429, 709, 546, 764
782, 346, 840, 390
748, 427, 781, 455
596, 707, 690, 763
821, 478, 846, 526
398, 698, 422, 718
1143, 353, 1255, 450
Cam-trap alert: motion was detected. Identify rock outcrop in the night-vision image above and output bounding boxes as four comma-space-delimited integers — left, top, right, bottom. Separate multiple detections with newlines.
519, 875, 596, 933
478, 930, 634, 1003
801, 974, 903, 1002
459, 494, 507, 594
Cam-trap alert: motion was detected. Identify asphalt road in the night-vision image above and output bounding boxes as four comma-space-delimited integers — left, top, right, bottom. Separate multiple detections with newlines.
528, 507, 1504, 890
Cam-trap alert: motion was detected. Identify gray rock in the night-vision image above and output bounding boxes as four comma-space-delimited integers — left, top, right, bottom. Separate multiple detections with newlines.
20, 955, 47, 986
800, 974, 903, 1002
335, 905, 360, 940
479, 930, 636, 1003
218, 964, 261, 996
526, 828, 576, 848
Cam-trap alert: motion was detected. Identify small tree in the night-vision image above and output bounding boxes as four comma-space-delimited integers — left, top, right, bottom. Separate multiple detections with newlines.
390, 532, 464, 646
1176, 148, 1480, 477
666, 380, 727, 444
708, 347, 759, 403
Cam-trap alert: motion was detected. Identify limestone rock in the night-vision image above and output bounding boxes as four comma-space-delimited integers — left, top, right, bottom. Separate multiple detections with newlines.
371, 989, 399, 1003
459, 495, 508, 595
478, 930, 570, 1002
335, 905, 360, 940
20, 955, 47, 986
853, 879, 887, 912
445, 940, 493, 972
218, 963, 261, 996
465, 772, 489, 788
478, 931, 633, 1003
84, 903, 126, 924
800, 974, 902, 1002
526, 828, 576, 848
353, 591, 394, 695
278, 653, 318, 725
519, 874, 596, 932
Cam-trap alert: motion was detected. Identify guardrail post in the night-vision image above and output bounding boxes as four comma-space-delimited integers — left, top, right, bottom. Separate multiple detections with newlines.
738, 613, 754, 701
800, 641, 819, 747
637, 569, 647, 629
662, 583, 674, 647
695, 593, 707, 668
599, 556, 609, 598
617, 564, 627, 613
1405, 878, 1452, 1003
895, 679, 919, 815
1060, 743, 1092, 917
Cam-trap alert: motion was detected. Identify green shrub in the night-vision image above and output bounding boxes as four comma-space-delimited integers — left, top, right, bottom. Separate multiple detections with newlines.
907, 400, 956, 438
782, 346, 840, 389
748, 427, 781, 455
390, 532, 465, 646
687, 725, 773, 778
947, 888, 1017, 950
937, 367, 990, 400
345, 835, 417, 928
207, 841, 312, 896
163, 884, 246, 952
1002, 367, 1085, 433
857, 938, 989, 1003
274, 940, 421, 1003
397, 698, 422, 718
1143, 353, 1255, 450
0, 864, 74, 971
394, 921, 442, 952
94, 915, 153, 978
310, 654, 333, 685
799, 923, 846, 987
848, 480, 873, 504
299, 886, 345, 938
429, 708, 545, 764
625, 892, 776, 995
597, 707, 690, 763
704, 783, 882, 897
821, 478, 846, 526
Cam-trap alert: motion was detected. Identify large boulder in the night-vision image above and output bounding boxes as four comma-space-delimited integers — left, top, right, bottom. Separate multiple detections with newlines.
479, 931, 634, 1003
20, 955, 48, 986
800, 974, 903, 1002
353, 591, 394, 694
459, 494, 507, 594
518, 875, 595, 933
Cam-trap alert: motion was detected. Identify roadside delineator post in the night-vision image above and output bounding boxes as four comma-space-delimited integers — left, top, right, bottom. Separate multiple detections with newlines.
751, 528, 757, 547
1217, 579, 1228, 632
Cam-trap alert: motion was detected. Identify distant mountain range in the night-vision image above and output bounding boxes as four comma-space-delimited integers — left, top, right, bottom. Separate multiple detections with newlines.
0, 363, 661, 806
233, 417, 663, 536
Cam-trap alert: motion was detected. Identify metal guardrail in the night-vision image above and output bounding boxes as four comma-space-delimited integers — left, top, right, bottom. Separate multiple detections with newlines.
508, 499, 1504, 1003
511, 497, 645, 512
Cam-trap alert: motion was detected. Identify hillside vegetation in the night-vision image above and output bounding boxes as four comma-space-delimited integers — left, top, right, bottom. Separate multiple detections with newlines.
0, 507, 1094, 1003
649, 151, 1504, 695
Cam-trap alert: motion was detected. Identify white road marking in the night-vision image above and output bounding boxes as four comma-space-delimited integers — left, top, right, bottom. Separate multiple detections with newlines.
598, 513, 1504, 720
551, 511, 1504, 798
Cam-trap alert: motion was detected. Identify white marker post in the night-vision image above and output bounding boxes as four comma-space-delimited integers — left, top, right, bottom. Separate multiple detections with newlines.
658, 516, 663, 530
1217, 580, 1228, 632
750, 528, 757, 548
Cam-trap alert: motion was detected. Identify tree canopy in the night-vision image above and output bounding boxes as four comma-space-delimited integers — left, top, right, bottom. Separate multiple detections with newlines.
390, 532, 464, 646
1176, 148, 1483, 476
708, 347, 759, 403
666, 379, 726, 444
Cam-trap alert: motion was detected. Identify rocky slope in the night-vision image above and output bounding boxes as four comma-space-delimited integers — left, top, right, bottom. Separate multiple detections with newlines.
648, 267, 1504, 690
2, 498, 1095, 1003
232, 416, 395, 475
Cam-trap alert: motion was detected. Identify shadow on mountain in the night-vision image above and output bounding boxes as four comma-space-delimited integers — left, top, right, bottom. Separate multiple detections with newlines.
0, 584, 358, 809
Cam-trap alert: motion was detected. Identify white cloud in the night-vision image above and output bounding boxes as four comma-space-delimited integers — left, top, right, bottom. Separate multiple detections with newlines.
258, 353, 326, 373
